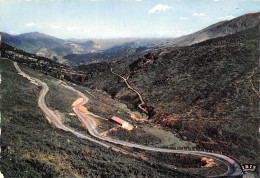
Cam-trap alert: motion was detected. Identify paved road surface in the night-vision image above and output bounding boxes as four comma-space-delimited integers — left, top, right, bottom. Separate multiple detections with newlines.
13, 61, 243, 177
65, 81, 243, 177
13, 62, 110, 148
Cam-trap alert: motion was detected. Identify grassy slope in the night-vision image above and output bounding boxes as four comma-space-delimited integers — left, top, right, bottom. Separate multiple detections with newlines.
0, 59, 196, 177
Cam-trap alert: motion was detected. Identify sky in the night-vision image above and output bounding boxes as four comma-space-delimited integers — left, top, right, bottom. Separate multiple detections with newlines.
0, 0, 259, 39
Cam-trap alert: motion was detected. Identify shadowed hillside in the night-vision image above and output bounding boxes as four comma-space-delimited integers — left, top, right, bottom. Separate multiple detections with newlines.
76, 25, 260, 120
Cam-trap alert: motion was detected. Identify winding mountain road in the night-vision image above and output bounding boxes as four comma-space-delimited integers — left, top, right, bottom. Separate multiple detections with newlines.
66, 85, 242, 177
14, 61, 243, 177
13, 62, 110, 148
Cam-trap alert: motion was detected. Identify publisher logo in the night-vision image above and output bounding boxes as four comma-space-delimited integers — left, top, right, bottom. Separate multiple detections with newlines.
241, 164, 257, 172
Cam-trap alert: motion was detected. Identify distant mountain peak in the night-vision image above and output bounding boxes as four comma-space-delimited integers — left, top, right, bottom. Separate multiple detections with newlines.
16, 31, 63, 41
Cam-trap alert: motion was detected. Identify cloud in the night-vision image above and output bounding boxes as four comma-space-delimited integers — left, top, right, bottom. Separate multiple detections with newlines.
217, 15, 234, 20
26, 23, 37, 27
25, 0, 33, 1
136, 0, 143, 1
178, 17, 189, 20
148, 4, 174, 14
193, 13, 206, 16
66, 26, 80, 31
213, 0, 222, 2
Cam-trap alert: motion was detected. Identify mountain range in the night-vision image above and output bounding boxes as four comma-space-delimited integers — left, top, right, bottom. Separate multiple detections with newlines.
0, 32, 102, 64
0, 31, 170, 66
1, 11, 259, 177
2, 12, 258, 120
2, 13, 259, 67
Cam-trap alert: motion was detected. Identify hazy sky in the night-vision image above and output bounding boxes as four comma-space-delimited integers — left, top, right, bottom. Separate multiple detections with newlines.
0, 0, 259, 39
